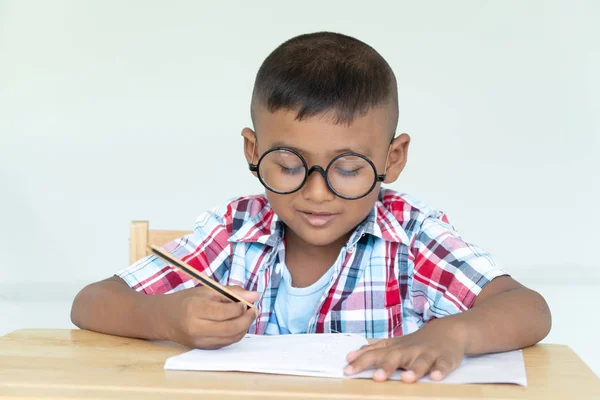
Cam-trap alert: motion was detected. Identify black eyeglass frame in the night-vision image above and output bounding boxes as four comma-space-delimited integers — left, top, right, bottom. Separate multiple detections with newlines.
248, 147, 386, 200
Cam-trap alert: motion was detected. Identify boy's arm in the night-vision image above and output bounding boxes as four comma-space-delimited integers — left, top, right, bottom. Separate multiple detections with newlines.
344, 276, 551, 382
71, 276, 258, 349
71, 276, 165, 340
450, 275, 551, 355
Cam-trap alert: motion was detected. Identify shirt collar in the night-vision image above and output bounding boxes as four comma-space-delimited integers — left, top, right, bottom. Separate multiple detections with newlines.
228, 194, 409, 247
346, 199, 409, 247
228, 202, 284, 246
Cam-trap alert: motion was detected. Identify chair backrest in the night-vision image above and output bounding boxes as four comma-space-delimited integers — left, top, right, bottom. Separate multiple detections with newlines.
129, 221, 192, 264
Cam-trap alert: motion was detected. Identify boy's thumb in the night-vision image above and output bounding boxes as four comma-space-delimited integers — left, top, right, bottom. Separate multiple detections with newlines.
227, 285, 260, 303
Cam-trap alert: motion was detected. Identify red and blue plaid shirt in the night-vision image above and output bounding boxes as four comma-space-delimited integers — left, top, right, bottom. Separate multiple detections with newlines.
117, 189, 506, 338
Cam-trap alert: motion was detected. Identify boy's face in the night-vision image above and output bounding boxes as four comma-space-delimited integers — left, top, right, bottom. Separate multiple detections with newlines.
242, 105, 409, 248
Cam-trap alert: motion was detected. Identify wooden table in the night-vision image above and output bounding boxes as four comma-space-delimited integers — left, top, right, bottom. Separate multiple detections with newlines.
0, 329, 598, 399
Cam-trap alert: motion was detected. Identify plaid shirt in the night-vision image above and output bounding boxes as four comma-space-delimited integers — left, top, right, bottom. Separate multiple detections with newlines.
117, 189, 505, 338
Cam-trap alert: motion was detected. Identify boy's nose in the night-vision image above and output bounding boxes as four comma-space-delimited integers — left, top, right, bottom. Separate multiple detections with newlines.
302, 170, 335, 203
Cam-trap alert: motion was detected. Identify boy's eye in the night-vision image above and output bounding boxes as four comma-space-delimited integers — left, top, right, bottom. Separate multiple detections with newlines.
331, 156, 370, 178
333, 166, 363, 177
279, 164, 304, 175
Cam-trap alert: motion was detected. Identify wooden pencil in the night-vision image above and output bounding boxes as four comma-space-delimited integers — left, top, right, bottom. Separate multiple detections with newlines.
149, 245, 255, 309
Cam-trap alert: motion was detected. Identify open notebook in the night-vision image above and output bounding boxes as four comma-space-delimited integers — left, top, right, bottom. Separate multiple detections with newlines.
164, 333, 527, 386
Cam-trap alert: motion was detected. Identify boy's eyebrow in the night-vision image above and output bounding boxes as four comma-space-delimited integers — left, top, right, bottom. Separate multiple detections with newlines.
269, 142, 373, 157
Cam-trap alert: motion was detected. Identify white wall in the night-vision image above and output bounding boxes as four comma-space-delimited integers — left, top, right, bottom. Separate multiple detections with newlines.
1, 0, 598, 374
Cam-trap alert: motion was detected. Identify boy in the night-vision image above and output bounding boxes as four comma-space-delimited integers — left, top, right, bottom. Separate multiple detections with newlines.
71, 32, 551, 383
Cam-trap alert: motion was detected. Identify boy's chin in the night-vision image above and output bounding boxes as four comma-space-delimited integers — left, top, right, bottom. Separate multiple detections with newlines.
291, 226, 351, 248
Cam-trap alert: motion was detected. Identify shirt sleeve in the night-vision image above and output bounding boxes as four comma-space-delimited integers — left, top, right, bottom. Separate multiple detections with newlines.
116, 207, 232, 295
408, 212, 507, 322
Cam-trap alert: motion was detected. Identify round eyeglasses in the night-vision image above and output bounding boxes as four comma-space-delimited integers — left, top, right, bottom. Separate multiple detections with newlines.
248, 147, 386, 200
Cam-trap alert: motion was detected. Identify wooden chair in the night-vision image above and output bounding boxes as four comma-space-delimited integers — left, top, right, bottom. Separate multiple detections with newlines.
129, 221, 191, 264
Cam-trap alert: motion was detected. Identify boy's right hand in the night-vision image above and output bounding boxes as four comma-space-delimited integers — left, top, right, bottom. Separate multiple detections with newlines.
157, 285, 259, 350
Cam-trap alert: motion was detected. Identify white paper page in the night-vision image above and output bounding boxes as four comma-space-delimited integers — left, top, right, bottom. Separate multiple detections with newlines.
164, 334, 527, 386
165, 334, 368, 376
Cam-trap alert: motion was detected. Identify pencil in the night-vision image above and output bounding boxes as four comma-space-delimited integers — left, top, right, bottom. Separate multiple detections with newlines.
149, 245, 255, 309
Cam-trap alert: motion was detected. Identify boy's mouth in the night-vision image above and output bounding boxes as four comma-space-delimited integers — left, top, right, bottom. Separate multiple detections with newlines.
298, 210, 339, 227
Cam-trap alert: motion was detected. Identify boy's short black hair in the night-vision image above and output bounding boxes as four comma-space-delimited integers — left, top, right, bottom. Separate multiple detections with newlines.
251, 32, 398, 129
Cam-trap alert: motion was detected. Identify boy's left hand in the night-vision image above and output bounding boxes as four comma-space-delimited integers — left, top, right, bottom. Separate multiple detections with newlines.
344, 318, 466, 383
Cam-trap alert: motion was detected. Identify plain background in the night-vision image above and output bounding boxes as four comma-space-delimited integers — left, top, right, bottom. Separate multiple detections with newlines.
1, 0, 598, 375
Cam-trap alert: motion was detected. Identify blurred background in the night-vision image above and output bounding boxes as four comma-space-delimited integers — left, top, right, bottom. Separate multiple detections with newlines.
1, 0, 598, 375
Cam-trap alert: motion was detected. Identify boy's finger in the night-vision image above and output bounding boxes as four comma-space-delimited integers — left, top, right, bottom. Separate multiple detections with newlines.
202, 285, 258, 308
191, 330, 247, 350
224, 285, 260, 303
401, 355, 436, 383
346, 339, 388, 362
211, 309, 256, 337
198, 286, 236, 302
369, 351, 412, 382
429, 357, 455, 381
224, 307, 258, 336
201, 300, 248, 322
195, 307, 256, 338
344, 348, 387, 376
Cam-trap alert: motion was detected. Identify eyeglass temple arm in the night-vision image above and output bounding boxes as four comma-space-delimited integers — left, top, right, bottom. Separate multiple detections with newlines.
248, 138, 258, 171
376, 141, 394, 181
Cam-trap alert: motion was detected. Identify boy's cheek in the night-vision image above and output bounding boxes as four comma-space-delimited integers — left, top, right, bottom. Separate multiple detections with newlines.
264, 192, 290, 214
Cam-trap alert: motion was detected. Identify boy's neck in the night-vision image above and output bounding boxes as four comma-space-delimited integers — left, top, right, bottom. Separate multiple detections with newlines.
283, 226, 351, 288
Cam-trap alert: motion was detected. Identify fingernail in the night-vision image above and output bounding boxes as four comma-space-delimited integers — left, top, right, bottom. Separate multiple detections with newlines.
430, 370, 443, 380
374, 369, 387, 380
344, 365, 353, 375
401, 370, 416, 382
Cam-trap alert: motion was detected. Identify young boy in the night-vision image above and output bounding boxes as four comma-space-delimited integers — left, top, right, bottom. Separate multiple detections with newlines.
71, 32, 551, 383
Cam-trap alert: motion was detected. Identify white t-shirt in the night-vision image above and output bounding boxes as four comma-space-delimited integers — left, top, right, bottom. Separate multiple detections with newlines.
265, 262, 335, 335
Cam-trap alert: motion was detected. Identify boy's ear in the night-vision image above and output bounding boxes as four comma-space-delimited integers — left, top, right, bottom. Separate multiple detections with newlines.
241, 128, 259, 176
383, 133, 410, 184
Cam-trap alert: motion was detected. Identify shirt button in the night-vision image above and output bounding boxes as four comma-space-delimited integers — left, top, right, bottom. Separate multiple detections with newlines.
347, 246, 355, 254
